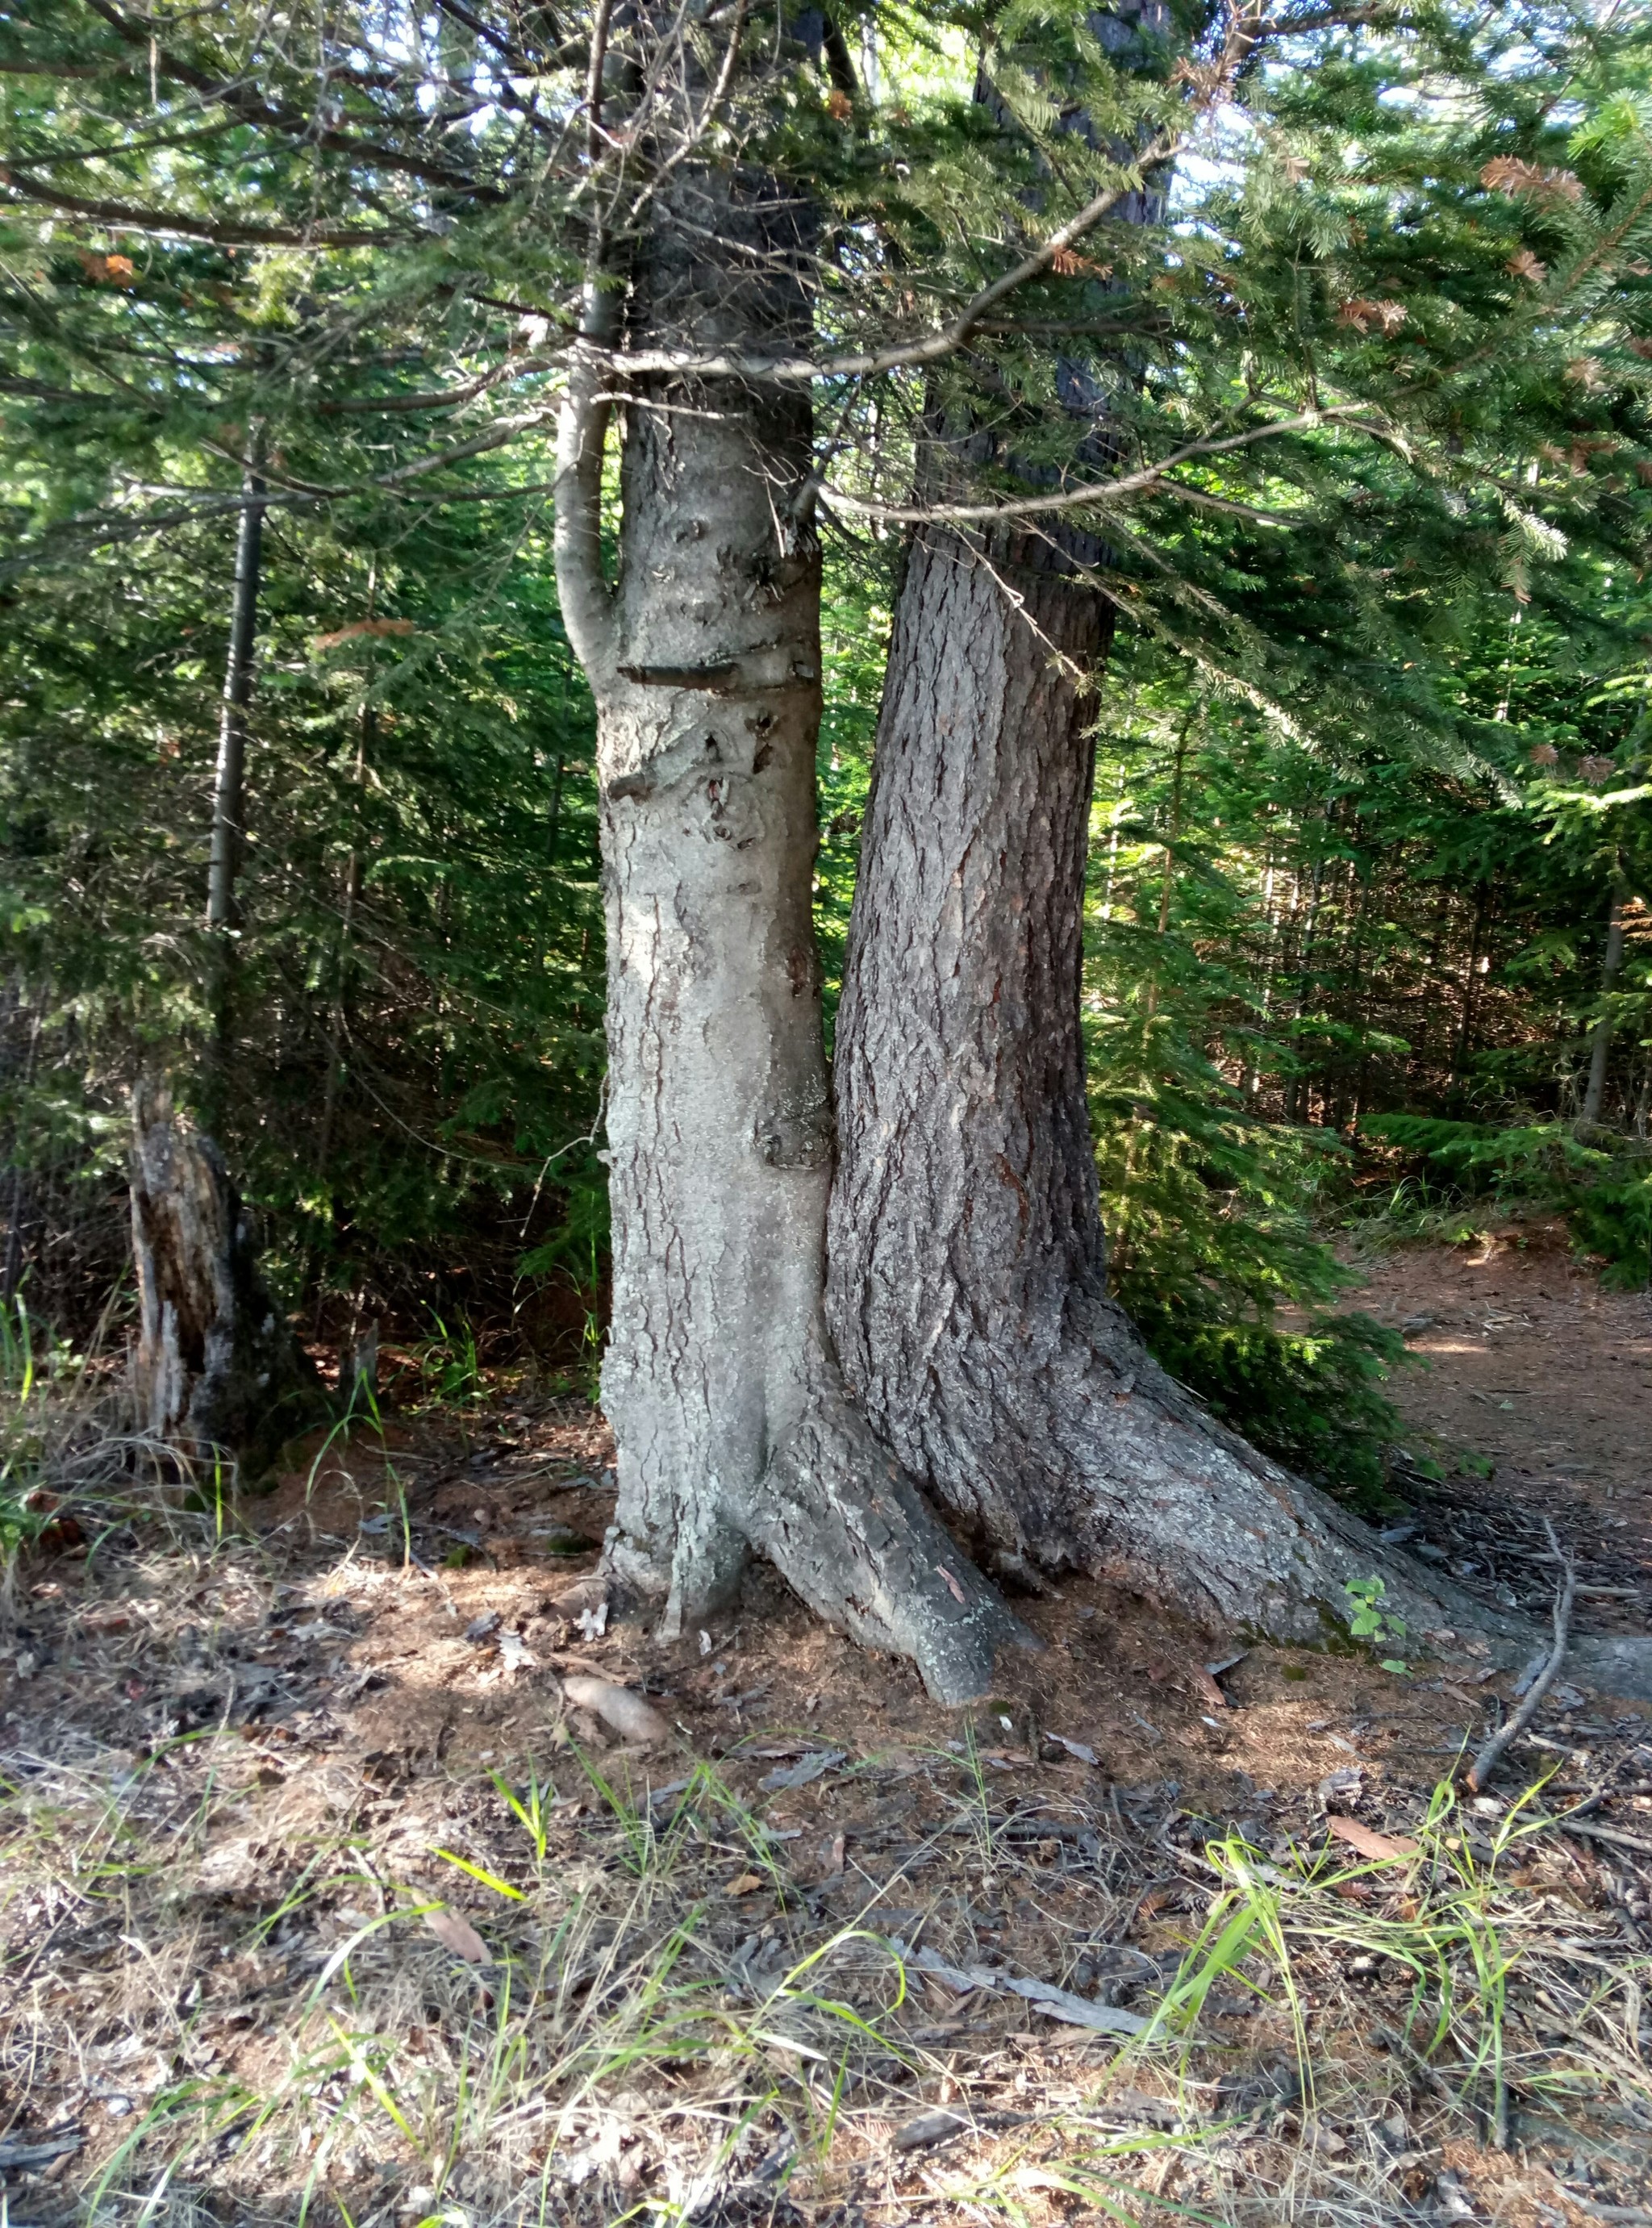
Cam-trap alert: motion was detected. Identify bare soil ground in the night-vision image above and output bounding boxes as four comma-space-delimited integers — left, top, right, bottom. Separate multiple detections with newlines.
2, 1233, 1650, 2228
1341, 1220, 1652, 1634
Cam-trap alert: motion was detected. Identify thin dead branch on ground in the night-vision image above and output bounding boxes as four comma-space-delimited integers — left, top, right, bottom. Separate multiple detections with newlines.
1469, 1522, 1577, 1793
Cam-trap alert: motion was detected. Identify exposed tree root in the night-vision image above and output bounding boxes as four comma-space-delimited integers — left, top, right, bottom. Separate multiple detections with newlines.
740, 1350, 1037, 1706
838, 1288, 1652, 1703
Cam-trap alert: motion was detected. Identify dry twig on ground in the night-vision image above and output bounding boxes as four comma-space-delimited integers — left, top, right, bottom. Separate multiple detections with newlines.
1467, 1519, 1576, 1794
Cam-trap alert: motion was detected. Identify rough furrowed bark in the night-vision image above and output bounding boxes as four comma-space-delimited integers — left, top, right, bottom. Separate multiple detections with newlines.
129, 1081, 323, 1469
828, 533, 1652, 1700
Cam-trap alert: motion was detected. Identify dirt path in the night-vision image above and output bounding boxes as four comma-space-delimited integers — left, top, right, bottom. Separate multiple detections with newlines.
1340, 1222, 1652, 1638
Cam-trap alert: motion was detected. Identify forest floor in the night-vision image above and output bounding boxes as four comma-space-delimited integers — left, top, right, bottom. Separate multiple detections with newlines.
2, 1226, 1650, 2228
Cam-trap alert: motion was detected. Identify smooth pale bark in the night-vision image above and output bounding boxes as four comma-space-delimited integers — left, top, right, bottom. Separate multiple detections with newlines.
130, 1082, 322, 1466
594, 259, 832, 1627
553, 173, 1028, 1696
827, 530, 1652, 1698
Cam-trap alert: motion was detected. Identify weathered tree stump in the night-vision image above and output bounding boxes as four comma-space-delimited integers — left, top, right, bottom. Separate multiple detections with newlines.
129, 1082, 323, 1469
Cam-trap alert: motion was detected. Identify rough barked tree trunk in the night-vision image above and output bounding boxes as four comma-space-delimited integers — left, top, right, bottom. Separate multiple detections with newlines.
130, 1083, 322, 1467
553, 165, 1028, 1698
827, 530, 1652, 1698
554, 12, 1650, 1706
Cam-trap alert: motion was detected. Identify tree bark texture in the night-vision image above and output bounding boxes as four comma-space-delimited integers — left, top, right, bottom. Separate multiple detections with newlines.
826, 532, 1652, 1698
594, 193, 832, 1627
130, 1082, 322, 1467
557, 169, 1030, 1694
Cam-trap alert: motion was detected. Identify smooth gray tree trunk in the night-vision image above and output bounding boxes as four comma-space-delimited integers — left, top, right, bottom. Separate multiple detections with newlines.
826, 528, 1652, 1698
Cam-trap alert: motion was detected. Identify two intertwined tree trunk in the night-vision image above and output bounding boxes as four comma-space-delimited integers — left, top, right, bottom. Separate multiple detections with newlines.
553, 163, 1028, 1696
552, 36, 1652, 1704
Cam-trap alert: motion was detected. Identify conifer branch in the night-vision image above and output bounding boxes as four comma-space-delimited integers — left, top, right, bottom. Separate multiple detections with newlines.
78, 0, 508, 203
611, 148, 1180, 386
820, 407, 1374, 524
0, 165, 412, 247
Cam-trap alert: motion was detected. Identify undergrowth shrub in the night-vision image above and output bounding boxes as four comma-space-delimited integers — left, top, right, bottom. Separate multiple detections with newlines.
1364, 1114, 1652, 1287
0, 1295, 82, 1575
1091, 1006, 1406, 1506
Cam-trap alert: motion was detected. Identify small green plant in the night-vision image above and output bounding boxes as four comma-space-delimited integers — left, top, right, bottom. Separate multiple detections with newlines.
412, 1311, 489, 1409
492, 1766, 552, 1867
0, 1294, 61, 1571
1343, 1575, 1408, 1672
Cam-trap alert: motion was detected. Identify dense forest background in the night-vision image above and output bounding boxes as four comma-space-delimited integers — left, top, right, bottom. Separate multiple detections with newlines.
4, 0, 1651, 1501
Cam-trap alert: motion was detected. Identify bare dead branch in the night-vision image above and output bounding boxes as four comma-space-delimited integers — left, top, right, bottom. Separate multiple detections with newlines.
624, 0, 751, 228
318, 352, 564, 415
586, 0, 614, 170
816, 406, 1369, 524
79, 0, 507, 203
1466, 1523, 1575, 1794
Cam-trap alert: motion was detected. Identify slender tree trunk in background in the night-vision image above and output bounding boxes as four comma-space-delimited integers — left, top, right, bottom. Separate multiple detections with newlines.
1451, 877, 1491, 1094
1, 1169, 23, 1308
133, 449, 315, 1465
203, 450, 265, 1130
317, 701, 373, 1195
1241, 842, 1279, 1099
1329, 863, 1370, 1134
1581, 878, 1627, 1129
1409, 885, 1450, 1098
1144, 711, 1191, 1016
129, 1081, 322, 1467
547, 749, 566, 865
1284, 823, 1327, 1123
553, 166, 1021, 1697
311, 697, 373, 1337
1348, 868, 1383, 1145
1, 1004, 40, 1305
